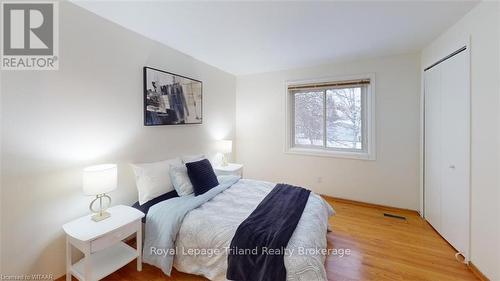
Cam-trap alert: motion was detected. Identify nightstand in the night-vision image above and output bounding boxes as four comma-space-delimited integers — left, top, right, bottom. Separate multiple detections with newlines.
214, 163, 244, 177
62, 205, 144, 281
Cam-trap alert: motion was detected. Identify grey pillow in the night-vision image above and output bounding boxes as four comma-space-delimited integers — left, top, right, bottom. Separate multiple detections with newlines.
169, 163, 194, 196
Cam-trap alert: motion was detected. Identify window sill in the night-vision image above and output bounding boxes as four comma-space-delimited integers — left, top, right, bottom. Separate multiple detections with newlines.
285, 147, 375, 160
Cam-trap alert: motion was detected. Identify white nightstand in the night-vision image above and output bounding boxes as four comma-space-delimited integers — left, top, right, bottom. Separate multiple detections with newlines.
62, 205, 144, 281
214, 163, 244, 177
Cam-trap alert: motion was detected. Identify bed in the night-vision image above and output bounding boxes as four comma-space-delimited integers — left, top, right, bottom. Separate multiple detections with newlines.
140, 175, 334, 281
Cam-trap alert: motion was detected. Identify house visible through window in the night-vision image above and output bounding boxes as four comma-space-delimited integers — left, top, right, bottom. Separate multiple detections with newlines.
287, 76, 375, 159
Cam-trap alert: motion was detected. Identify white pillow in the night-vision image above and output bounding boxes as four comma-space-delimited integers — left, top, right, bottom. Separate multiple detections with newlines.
181, 154, 206, 164
131, 158, 182, 205
169, 163, 194, 196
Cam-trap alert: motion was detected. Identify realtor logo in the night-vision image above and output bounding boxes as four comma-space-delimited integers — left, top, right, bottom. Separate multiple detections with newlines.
1, 1, 59, 70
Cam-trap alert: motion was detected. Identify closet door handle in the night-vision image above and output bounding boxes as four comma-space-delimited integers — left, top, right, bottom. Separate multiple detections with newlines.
449, 165, 456, 169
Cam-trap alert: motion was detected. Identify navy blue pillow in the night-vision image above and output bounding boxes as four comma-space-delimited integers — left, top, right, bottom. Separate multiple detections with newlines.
186, 159, 219, 196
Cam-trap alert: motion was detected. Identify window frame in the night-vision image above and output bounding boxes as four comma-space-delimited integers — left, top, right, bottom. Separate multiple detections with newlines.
285, 74, 376, 160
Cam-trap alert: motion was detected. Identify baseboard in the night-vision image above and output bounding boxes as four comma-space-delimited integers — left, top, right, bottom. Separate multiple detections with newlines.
321, 195, 419, 215
468, 262, 490, 281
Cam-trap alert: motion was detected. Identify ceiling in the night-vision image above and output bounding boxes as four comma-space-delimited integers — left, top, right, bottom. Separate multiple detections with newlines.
73, 1, 478, 75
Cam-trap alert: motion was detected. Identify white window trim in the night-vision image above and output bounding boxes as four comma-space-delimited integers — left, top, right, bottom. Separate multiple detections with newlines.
284, 73, 376, 160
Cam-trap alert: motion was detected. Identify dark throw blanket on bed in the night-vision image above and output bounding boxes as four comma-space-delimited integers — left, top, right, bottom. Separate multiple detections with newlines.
226, 183, 311, 281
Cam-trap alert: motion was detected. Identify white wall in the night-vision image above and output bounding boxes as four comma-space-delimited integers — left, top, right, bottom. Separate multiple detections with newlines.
421, 1, 500, 280
0, 2, 235, 278
235, 53, 420, 210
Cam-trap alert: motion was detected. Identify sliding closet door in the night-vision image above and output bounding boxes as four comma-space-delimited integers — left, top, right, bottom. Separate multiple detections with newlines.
439, 51, 469, 258
424, 65, 442, 231
424, 48, 469, 259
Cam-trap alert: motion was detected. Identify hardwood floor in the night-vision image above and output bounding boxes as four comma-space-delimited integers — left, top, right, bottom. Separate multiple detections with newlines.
323, 197, 476, 281
59, 197, 477, 281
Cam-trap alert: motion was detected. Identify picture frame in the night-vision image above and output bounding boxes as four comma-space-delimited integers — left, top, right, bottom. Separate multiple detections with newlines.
143, 66, 203, 126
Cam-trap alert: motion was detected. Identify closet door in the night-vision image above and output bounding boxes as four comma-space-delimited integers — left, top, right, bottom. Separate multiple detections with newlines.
424, 48, 469, 260
439, 51, 469, 258
424, 65, 442, 231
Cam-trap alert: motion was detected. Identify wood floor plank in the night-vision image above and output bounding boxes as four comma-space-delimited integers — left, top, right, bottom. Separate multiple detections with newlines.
58, 197, 478, 281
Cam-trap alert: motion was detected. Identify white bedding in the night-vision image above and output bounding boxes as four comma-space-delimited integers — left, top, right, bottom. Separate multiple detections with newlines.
173, 179, 334, 281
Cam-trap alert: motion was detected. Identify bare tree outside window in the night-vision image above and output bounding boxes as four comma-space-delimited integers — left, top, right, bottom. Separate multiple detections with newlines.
293, 87, 363, 150
326, 87, 362, 149
294, 91, 324, 146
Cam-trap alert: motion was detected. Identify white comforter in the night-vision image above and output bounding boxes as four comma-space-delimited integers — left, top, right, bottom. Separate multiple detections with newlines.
173, 179, 334, 281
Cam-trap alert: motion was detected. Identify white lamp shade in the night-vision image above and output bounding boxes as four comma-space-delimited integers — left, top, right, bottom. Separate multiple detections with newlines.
82, 164, 117, 195
216, 140, 232, 154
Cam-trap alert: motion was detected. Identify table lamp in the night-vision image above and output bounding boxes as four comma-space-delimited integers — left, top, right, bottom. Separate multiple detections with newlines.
83, 164, 117, 222
216, 140, 232, 167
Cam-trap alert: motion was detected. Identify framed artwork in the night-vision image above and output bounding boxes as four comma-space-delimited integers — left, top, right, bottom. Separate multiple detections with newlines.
143, 67, 203, 126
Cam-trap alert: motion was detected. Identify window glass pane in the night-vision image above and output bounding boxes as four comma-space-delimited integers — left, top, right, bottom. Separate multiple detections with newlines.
294, 91, 324, 146
326, 87, 362, 150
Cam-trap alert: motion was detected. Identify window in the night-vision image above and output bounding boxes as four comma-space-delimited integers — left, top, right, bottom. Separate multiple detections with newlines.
286, 75, 375, 160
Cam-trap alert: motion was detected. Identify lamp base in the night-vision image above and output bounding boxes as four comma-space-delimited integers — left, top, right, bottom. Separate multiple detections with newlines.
221, 154, 228, 166
89, 194, 112, 222
91, 211, 111, 222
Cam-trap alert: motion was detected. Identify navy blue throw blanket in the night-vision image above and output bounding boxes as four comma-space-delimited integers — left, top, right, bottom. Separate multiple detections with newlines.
226, 184, 311, 281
